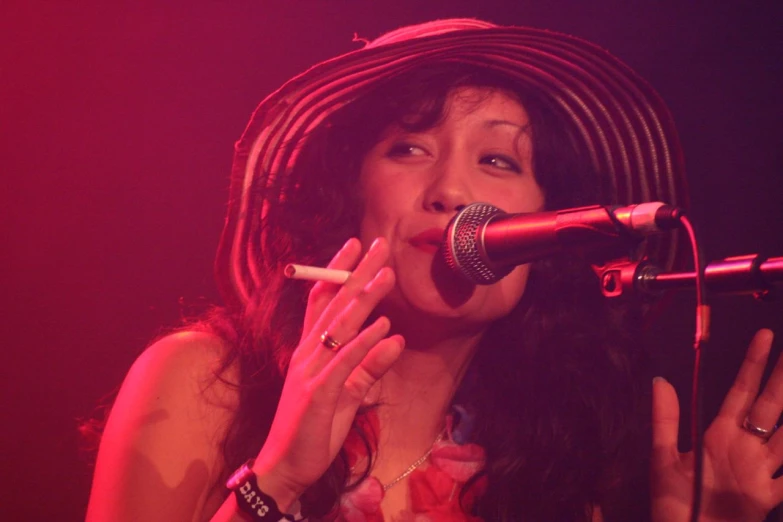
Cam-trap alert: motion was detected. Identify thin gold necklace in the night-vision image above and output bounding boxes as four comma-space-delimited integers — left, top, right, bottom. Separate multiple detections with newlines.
382, 431, 445, 492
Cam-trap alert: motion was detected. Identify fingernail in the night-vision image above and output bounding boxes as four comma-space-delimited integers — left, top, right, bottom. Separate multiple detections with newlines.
370, 237, 383, 251
342, 237, 357, 250
653, 376, 667, 384
378, 265, 394, 279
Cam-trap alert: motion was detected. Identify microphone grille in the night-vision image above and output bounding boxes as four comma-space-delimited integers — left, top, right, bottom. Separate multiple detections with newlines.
443, 202, 512, 285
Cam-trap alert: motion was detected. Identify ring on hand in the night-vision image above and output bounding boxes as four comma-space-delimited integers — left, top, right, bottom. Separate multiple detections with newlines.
742, 416, 777, 441
320, 331, 343, 351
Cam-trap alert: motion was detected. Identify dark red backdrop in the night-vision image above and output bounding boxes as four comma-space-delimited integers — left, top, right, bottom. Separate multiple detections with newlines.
2, 2, 782, 520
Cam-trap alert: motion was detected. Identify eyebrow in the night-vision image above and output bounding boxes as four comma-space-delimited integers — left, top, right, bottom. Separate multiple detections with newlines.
484, 119, 531, 131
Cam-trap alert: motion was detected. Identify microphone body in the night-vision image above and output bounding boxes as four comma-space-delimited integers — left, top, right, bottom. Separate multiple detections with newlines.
443, 202, 682, 285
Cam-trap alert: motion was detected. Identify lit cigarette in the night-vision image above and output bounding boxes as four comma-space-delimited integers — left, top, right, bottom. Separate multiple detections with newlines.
284, 264, 351, 284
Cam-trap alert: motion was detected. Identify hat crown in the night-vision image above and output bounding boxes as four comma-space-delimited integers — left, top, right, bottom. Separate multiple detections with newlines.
366, 18, 497, 49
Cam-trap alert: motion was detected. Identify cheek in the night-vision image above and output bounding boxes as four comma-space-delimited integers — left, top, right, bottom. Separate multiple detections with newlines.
502, 180, 546, 214
358, 171, 382, 242
359, 184, 386, 223
358, 185, 397, 247
358, 169, 415, 244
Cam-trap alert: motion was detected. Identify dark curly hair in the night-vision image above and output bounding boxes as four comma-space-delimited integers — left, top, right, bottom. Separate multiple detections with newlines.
204, 62, 654, 521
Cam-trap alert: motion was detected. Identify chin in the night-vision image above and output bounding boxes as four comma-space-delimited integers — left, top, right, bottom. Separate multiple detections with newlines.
386, 273, 521, 326
383, 251, 529, 326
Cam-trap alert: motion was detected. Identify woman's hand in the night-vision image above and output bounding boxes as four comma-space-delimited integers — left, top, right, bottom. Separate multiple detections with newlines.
652, 329, 783, 522
251, 237, 404, 509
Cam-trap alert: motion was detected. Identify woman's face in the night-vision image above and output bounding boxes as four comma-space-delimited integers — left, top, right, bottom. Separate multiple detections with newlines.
359, 87, 545, 328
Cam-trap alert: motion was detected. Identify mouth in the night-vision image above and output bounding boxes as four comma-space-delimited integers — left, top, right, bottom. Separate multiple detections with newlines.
409, 228, 446, 253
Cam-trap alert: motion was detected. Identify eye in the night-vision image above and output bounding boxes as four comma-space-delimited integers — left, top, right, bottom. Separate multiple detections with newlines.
386, 142, 428, 158
480, 154, 522, 174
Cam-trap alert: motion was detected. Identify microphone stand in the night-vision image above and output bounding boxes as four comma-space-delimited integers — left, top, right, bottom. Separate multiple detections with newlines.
596, 253, 783, 299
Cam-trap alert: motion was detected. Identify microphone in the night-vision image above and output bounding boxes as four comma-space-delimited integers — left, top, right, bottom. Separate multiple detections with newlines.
442, 202, 683, 284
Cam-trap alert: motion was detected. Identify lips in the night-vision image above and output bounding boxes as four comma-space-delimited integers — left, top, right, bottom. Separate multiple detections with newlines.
409, 228, 446, 253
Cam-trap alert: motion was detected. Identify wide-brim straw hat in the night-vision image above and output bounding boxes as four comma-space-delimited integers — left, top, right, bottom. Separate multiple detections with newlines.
216, 18, 688, 309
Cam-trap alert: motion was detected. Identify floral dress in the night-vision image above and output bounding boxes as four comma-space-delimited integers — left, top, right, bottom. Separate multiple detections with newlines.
336, 408, 486, 522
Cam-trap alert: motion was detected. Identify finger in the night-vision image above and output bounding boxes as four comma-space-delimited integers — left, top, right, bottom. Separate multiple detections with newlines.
322, 315, 395, 389
718, 329, 775, 423
328, 237, 390, 307
327, 238, 362, 270
293, 315, 391, 399
651, 376, 681, 471
302, 238, 362, 335
764, 422, 783, 462
330, 334, 405, 449
315, 267, 395, 356
308, 238, 391, 345
340, 334, 405, 404
745, 330, 780, 431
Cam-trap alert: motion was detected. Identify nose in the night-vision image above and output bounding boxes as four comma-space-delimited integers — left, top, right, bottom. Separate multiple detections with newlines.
422, 158, 471, 214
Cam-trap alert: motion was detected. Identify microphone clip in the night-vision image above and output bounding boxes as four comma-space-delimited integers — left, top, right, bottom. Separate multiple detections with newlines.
593, 258, 662, 299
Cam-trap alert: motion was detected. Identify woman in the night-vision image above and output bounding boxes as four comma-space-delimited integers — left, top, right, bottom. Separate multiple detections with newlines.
86, 19, 783, 522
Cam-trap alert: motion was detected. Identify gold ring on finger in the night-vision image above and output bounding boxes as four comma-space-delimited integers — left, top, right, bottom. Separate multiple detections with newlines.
742, 416, 777, 441
320, 331, 343, 352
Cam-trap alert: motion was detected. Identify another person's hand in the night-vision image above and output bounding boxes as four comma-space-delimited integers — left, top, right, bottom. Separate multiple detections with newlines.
251, 237, 404, 509
651, 329, 783, 522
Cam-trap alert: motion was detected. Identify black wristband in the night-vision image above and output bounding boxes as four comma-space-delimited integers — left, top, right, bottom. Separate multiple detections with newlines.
226, 459, 300, 521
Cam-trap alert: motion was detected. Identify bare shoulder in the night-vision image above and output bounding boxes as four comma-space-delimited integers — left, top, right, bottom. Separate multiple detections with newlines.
131, 330, 238, 401
116, 330, 239, 430
87, 330, 240, 522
